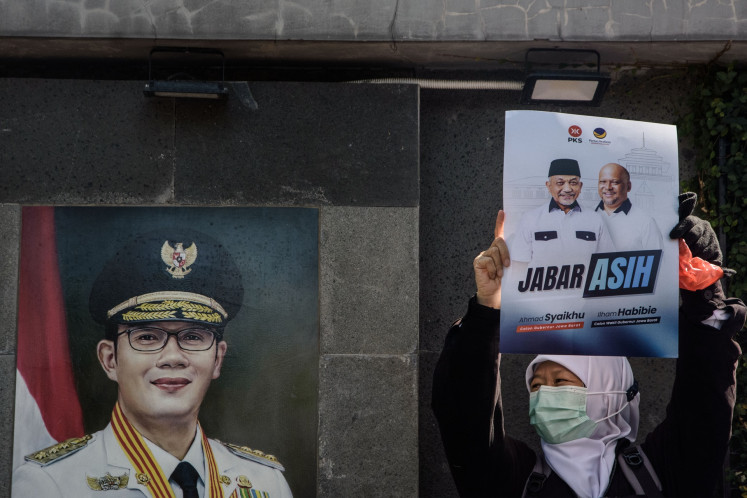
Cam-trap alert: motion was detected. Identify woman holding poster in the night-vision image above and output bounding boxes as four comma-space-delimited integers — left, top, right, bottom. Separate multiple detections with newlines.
432, 197, 745, 498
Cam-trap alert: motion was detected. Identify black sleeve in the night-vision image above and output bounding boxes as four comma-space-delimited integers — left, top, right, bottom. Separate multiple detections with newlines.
642, 282, 746, 497
432, 296, 537, 497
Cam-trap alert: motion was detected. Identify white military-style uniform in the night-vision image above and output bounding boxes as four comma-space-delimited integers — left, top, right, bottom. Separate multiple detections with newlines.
12, 423, 292, 498
511, 200, 616, 266
595, 199, 663, 251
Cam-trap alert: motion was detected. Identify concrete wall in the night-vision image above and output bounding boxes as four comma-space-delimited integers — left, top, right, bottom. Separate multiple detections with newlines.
0, 206, 19, 496
1, 0, 745, 41
2, 1, 746, 73
0, 79, 420, 497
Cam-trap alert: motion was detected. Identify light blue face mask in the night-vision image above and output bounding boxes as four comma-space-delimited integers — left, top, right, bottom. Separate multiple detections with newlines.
529, 385, 633, 444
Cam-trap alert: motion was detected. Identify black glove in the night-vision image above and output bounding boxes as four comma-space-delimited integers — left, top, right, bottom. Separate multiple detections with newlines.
670, 193, 733, 320
669, 192, 723, 266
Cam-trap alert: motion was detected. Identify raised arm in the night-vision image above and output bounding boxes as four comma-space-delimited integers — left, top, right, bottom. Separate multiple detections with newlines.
473, 210, 510, 309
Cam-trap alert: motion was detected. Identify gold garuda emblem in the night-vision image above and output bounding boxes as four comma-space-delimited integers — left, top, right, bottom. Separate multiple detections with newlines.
161, 241, 197, 278
86, 472, 129, 491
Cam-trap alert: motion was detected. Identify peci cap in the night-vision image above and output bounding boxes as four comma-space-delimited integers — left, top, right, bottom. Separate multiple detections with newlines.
89, 229, 244, 330
548, 158, 581, 177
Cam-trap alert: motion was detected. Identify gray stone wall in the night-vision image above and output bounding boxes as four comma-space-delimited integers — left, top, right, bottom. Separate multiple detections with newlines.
1, 0, 746, 41
0, 205, 20, 490
319, 206, 419, 495
0, 79, 420, 497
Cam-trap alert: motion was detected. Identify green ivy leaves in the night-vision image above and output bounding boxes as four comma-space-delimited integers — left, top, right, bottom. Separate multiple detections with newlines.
681, 61, 747, 496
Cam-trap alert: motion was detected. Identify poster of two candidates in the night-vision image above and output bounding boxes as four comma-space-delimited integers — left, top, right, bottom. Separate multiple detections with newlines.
500, 111, 679, 357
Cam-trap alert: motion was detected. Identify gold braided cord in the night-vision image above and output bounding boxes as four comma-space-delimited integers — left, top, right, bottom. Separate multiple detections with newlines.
27, 435, 93, 464
135, 301, 215, 313
224, 442, 281, 464
182, 311, 223, 323
107, 291, 228, 319
121, 311, 176, 322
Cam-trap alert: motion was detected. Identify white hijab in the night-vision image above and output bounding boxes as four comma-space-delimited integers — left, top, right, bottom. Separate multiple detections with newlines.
525, 355, 640, 498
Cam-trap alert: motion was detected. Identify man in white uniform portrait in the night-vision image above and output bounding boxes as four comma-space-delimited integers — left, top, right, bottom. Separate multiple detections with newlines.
12, 229, 294, 498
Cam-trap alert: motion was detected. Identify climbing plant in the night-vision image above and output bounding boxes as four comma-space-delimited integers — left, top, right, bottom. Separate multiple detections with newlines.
680, 61, 747, 496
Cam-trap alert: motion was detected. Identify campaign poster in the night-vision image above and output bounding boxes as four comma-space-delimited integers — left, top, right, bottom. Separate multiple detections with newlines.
501, 111, 679, 357
13, 207, 317, 496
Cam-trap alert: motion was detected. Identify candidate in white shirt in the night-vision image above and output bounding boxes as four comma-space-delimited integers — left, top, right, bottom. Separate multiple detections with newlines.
595, 163, 663, 251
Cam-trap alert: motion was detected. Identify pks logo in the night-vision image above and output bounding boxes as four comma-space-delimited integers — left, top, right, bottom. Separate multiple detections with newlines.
568, 125, 583, 143
593, 128, 607, 139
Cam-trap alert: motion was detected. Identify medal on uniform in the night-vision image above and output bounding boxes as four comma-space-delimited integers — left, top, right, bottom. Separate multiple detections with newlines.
111, 402, 224, 498
86, 472, 129, 490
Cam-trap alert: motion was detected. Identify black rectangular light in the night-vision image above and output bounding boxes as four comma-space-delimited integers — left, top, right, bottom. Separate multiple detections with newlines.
521, 72, 610, 106
144, 80, 229, 99
143, 47, 228, 100
521, 48, 610, 106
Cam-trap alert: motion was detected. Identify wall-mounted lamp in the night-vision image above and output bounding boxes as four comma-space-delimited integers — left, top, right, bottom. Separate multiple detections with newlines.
144, 47, 229, 99
520, 48, 610, 106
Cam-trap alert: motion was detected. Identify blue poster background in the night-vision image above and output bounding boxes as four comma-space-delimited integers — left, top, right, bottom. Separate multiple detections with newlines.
501, 111, 679, 357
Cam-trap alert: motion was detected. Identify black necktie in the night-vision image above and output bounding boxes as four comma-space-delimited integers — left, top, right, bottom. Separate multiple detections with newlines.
171, 461, 199, 498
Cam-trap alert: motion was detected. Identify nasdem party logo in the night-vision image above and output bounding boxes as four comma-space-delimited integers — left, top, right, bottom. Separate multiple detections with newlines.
590, 126, 611, 145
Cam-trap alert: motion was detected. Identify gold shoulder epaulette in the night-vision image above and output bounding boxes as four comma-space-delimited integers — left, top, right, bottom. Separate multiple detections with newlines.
25, 435, 93, 466
221, 442, 285, 471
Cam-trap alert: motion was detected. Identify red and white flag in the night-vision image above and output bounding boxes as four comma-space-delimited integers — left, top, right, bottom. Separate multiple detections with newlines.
13, 206, 85, 470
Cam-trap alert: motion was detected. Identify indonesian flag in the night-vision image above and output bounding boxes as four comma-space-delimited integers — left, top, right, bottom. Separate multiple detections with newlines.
13, 206, 85, 470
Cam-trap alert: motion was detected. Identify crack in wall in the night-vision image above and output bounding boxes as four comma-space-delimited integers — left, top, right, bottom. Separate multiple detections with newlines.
138, 0, 158, 37
389, 0, 400, 49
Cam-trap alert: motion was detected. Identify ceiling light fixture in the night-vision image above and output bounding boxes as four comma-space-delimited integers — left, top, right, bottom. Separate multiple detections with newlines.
521, 48, 610, 106
143, 47, 229, 100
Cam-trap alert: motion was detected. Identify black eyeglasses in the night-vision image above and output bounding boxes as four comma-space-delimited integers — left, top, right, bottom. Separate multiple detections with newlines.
118, 326, 221, 352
